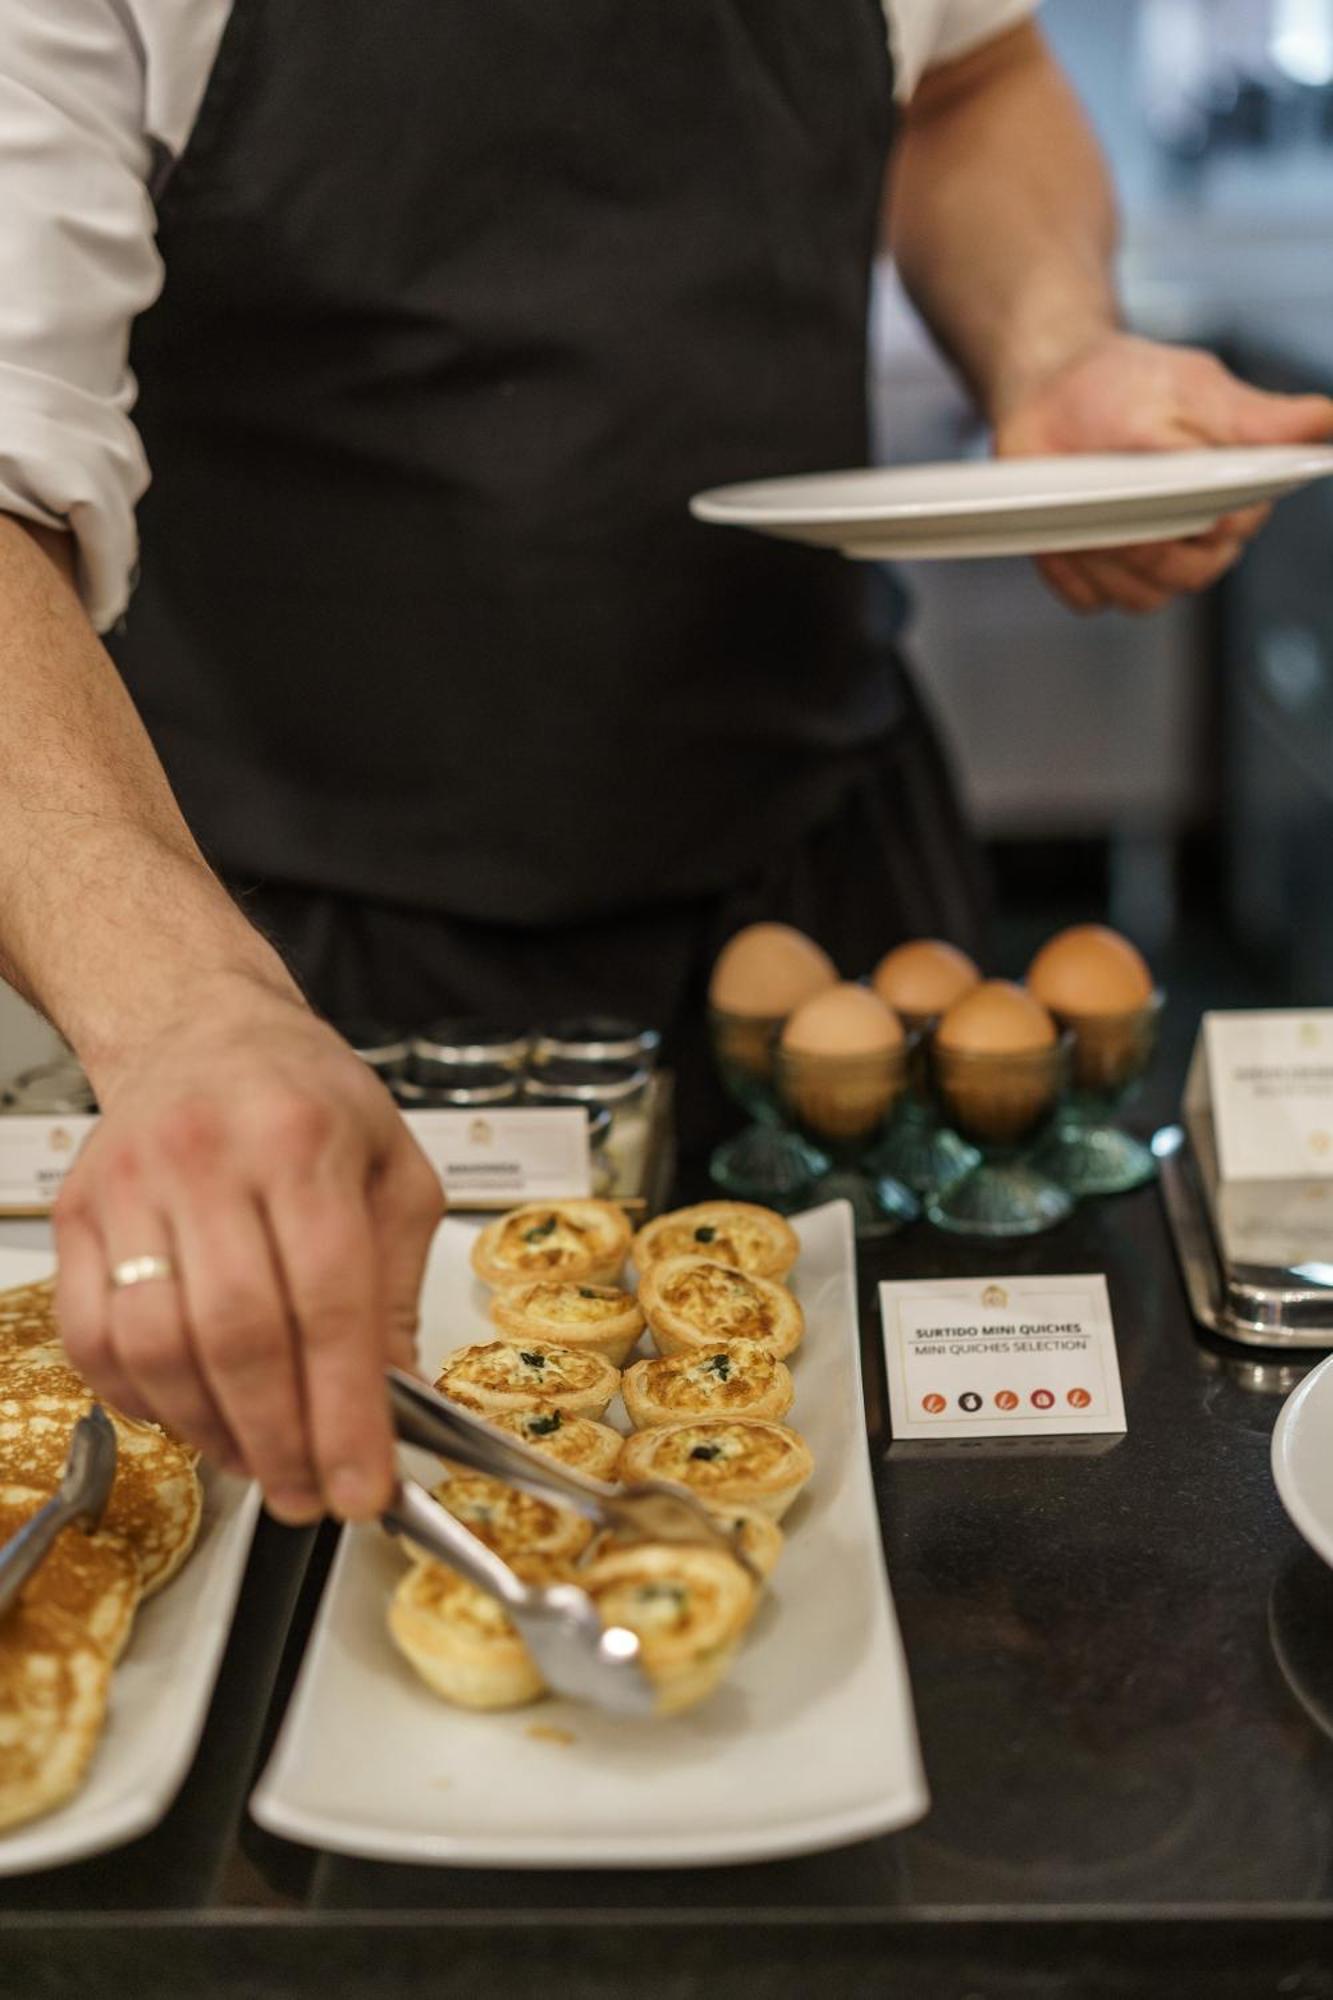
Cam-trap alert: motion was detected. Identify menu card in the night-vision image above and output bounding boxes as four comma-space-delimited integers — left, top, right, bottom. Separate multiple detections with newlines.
881, 1274, 1126, 1441
1202, 1011, 1333, 1183
404, 1107, 591, 1207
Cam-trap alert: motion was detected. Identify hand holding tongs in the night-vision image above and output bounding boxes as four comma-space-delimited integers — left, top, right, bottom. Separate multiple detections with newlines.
382, 1368, 747, 1717
0, 1405, 118, 1621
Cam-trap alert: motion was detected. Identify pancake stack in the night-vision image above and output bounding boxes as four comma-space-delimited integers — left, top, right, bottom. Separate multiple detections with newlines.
0, 1280, 203, 1831
390, 1199, 815, 1718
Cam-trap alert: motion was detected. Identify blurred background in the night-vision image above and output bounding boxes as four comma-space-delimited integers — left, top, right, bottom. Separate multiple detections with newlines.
874, 0, 1333, 1063
2, 0, 1332, 1079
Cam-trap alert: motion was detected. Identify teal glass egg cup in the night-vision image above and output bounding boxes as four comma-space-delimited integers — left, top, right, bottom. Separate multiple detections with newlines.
863, 1018, 980, 1198
925, 1035, 1073, 1239
1030, 993, 1164, 1199
708, 1007, 828, 1212
775, 1041, 919, 1239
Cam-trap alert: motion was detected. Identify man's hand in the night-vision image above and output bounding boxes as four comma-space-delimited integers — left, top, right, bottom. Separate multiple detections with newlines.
994, 331, 1333, 616
52, 979, 444, 1525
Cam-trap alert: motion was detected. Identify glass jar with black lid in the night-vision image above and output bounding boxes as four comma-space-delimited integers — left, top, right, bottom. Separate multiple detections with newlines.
529, 1016, 661, 1072
338, 1020, 413, 1086
394, 1063, 523, 1111
410, 1019, 532, 1087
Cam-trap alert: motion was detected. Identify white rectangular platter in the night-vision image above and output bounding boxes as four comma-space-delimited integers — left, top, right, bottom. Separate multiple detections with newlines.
250, 1200, 929, 1867
0, 1247, 261, 1876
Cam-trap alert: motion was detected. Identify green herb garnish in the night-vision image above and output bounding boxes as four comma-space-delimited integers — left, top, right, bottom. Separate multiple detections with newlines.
704, 1354, 732, 1382
689, 1443, 721, 1462
527, 1411, 562, 1436
523, 1216, 558, 1243
693, 1225, 717, 1244
577, 1287, 598, 1299
520, 1350, 547, 1369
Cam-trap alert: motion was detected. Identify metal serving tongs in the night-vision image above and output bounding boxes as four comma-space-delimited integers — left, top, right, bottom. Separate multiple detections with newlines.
0, 1405, 117, 1621
381, 1368, 749, 1718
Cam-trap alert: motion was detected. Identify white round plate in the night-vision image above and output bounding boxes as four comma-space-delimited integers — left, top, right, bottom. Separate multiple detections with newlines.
1272, 1352, 1333, 1570
690, 446, 1333, 560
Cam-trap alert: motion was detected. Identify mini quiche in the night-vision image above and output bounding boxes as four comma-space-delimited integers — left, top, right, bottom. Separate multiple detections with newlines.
428, 1470, 593, 1564
388, 1554, 555, 1710
638, 1257, 804, 1361
487, 1406, 624, 1482
619, 1416, 813, 1521
580, 1542, 758, 1715
434, 1340, 619, 1421
471, 1200, 632, 1290
622, 1337, 795, 1430
631, 1201, 798, 1282
702, 1503, 785, 1583
491, 1280, 644, 1368
588, 1502, 784, 1585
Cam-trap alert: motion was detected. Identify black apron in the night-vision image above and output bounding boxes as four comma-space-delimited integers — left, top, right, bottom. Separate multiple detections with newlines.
113, 0, 988, 1147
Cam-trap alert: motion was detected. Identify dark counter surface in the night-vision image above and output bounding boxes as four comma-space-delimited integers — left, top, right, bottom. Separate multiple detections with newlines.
3, 1080, 1333, 1999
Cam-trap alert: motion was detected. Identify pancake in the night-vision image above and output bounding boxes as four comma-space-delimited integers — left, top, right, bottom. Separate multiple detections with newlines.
471, 1201, 632, 1290
638, 1257, 804, 1361
0, 1278, 60, 1352
0, 1348, 88, 1405
622, 1338, 795, 1429
486, 1407, 624, 1482
0, 1396, 202, 1596
0, 1485, 141, 1662
631, 1202, 798, 1282
0, 1596, 110, 1832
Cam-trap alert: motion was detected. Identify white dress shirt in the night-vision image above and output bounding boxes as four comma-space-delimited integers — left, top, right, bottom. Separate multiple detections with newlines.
0, 0, 1037, 630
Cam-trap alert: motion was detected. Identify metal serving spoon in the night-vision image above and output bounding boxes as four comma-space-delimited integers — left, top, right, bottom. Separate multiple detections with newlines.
0, 1405, 118, 1621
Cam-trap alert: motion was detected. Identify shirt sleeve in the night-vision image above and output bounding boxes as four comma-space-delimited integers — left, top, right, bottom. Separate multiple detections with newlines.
885, 1, 1041, 100
0, 0, 160, 630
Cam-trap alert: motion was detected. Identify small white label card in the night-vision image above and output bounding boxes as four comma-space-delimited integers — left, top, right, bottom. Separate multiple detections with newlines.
881, 1273, 1126, 1441
403, 1107, 591, 1207
1203, 1010, 1333, 1182
0, 1114, 97, 1215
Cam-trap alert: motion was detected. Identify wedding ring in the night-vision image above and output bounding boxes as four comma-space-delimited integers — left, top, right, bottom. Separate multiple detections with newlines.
109, 1254, 177, 1292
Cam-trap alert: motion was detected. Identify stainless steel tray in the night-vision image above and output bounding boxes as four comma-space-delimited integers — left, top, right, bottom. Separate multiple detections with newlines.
1156, 1124, 1333, 1350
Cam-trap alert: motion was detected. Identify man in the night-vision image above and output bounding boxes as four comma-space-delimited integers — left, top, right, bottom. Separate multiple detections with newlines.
0, 1, 1326, 1526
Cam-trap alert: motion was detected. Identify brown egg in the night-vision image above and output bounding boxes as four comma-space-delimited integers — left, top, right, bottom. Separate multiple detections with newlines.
779, 986, 906, 1142
936, 981, 1056, 1055
1026, 925, 1153, 1018
781, 983, 904, 1058
872, 939, 980, 1024
709, 924, 838, 1020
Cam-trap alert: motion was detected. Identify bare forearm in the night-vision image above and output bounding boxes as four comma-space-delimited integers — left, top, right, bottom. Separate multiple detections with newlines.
889, 21, 1119, 424
0, 516, 301, 1091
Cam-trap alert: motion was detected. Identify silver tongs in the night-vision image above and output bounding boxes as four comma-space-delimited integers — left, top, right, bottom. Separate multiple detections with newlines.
0, 1405, 117, 1621
382, 1368, 746, 1717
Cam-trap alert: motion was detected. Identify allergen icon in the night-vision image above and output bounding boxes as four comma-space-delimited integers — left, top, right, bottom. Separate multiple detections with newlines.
1031, 1388, 1055, 1411
958, 1392, 983, 1414
922, 1393, 946, 1415
1067, 1387, 1092, 1409
995, 1390, 1019, 1411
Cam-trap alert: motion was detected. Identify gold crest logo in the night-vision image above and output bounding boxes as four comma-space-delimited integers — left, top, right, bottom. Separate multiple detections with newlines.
468, 1118, 493, 1147
981, 1284, 1008, 1310
1310, 1130, 1331, 1158
48, 1128, 73, 1154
